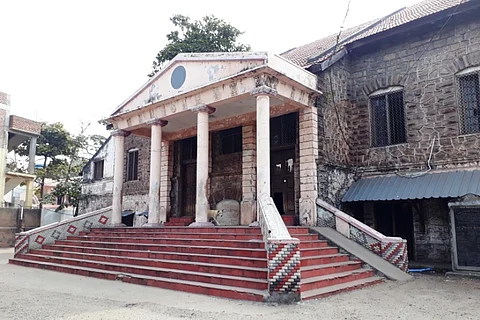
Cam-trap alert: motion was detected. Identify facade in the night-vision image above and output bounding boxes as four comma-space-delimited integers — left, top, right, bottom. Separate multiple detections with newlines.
81, 0, 480, 266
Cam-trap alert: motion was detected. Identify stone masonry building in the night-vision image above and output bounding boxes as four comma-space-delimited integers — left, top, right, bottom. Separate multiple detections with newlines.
81, 0, 480, 266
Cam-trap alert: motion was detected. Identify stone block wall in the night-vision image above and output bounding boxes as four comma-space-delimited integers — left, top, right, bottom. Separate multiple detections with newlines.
413, 199, 451, 263
346, 14, 480, 173
123, 134, 150, 197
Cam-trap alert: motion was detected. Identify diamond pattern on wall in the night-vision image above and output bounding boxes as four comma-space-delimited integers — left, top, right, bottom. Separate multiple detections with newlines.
35, 235, 45, 245
83, 220, 93, 230
51, 230, 62, 240
67, 225, 77, 235
98, 215, 109, 225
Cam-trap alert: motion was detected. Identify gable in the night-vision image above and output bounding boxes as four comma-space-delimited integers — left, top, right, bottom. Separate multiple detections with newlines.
113, 52, 268, 115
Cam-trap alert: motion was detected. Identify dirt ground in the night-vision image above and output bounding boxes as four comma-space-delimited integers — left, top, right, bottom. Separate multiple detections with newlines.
1, 247, 479, 320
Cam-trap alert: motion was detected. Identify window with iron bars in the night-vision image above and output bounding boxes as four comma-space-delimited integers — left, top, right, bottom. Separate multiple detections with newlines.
127, 149, 139, 181
370, 88, 407, 147
93, 160, 104, 180
457, 68, 480, 135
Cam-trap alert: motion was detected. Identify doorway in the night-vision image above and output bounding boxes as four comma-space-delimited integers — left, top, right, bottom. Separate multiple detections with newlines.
374, 201, 415, 260
180, 137, 197, 217
271, 148, 295, 215
270, 112, 298, 217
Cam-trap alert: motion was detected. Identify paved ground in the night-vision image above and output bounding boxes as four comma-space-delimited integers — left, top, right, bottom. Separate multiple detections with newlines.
1, 248, 480, 320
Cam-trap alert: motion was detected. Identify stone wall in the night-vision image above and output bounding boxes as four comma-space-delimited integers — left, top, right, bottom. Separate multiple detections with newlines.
413, 199, 451, 263
0, 208, 41, 247
346, 13, 480, 173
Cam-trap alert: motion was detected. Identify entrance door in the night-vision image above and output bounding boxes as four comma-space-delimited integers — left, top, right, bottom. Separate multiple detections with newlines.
270, 149, 295, 215
180, 137, 197, 217
181, 162, 196, 217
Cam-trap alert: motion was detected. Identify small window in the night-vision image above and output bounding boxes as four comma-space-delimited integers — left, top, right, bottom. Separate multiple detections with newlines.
93, 160, 104, 180
220, 127, 242, 154
127, 150, 139, 181
370, 88, 406, 147
270, 113, 298, 148
457, 70, 480, 134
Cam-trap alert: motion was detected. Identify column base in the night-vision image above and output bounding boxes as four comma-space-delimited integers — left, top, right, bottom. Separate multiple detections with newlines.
142, 223, 165, 228
248, 221, 260, 227
189, 221, 215, 227
299, 197, 317, 226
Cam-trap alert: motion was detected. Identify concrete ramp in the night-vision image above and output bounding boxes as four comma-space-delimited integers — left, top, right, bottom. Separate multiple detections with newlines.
310, 227, 413, 282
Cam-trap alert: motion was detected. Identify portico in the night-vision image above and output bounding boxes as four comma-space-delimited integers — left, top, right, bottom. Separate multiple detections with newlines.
104, 52, 321, 226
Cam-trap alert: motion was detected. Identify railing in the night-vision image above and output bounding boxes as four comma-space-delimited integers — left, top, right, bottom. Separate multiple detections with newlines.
257, 195, 301, 303
14, 206, 113, 257
317, 199, 408, 271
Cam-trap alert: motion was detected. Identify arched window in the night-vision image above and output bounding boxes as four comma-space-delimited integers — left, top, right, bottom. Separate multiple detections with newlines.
369, 86, 406, 147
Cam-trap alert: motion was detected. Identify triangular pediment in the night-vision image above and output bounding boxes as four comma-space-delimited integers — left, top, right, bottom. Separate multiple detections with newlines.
112, 52, 269, 115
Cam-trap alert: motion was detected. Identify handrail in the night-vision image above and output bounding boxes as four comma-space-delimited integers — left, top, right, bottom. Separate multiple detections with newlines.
258, 195, 293, 242
317, 199, 403, 242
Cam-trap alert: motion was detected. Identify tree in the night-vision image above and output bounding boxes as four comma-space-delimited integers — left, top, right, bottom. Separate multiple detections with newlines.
17, 122, 106, 211
17, 122, 72, 208
148, 14, 251, 77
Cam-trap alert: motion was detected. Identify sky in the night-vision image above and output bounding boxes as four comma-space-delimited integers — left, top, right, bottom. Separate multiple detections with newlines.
0, 0, 423, 137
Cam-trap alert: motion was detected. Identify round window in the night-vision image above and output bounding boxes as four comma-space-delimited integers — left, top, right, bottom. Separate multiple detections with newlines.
171, 66, 186, 89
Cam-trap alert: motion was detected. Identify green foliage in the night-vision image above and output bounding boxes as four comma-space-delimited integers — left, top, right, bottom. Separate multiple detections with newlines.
148, 14, 250, 77
16, 122, 106, 211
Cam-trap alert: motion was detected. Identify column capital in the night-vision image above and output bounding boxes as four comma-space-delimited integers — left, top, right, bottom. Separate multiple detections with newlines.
190, 104, 216, 114
250, 85, 277, 97
110, 129, 131, 137
145, 118, 168, 127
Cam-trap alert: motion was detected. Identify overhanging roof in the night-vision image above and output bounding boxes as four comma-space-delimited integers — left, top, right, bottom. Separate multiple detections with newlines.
342, 170, 480, 202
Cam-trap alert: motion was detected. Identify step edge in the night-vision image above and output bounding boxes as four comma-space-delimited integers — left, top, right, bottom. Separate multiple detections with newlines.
9, 258, 267, 296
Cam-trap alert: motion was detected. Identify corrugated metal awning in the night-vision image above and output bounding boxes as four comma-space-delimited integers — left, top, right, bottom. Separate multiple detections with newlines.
342, 170, 480, 202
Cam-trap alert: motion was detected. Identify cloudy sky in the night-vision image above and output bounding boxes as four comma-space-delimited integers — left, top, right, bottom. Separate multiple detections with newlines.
0, 0, 422, 136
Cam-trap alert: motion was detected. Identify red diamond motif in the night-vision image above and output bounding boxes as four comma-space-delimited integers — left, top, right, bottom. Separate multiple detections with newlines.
35, 235, 45, 244
67, 225, 77, 235
98, 215, 109, 225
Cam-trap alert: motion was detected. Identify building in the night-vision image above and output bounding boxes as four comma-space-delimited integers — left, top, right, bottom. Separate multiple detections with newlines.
81, 0, 480, 267
0, 91, 41, 208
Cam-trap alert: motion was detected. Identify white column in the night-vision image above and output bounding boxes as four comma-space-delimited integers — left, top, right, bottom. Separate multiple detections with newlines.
25, 136, 38, 207
145, 119, 168, 227
251, 86, 277, 199
190, 105, 215, 227
111, 130, 129, 226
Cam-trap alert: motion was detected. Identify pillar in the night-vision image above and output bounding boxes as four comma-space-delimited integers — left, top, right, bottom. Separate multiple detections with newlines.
111, 129, 130, 226
144, 119, 168, 227
240, 124, 257, 225
159, 140, 173, 223
0, 92, 11, 207
25, 136, 37, 208
190, 105, 215, 227
298, 106, 319, 226
251, 86, 277, 201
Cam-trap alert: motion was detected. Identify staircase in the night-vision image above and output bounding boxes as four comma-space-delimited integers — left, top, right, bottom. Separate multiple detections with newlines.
9, 227, 383, 301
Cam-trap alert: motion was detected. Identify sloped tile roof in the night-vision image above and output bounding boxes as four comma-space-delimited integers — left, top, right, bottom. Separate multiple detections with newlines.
282, 0, 466, 68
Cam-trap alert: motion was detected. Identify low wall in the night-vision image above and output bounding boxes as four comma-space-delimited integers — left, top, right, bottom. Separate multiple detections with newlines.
258, 195, 301, 303
14, 207, 113, 256
317, 199, 408, 271
0, 208, 41, 247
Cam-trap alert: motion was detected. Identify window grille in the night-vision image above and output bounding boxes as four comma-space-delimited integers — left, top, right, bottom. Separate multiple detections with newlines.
220, 127, 242, 154
93, 160, 104, 180
457, 71, 480, 134
370, 89, 406, 147
270, 112, 298, 148
127, 150, 138, 181
181, 137, 197, 161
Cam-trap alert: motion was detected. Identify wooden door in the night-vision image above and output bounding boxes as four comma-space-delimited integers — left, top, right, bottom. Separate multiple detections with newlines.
181, 162, 196, 217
